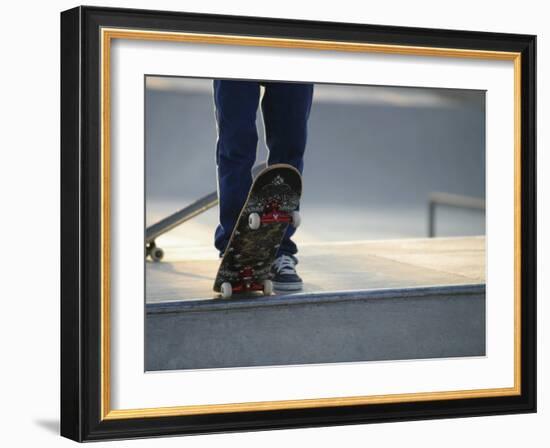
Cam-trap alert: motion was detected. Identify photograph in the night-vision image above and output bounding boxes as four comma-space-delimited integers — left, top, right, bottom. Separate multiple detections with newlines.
58, 5, 537, 441
144, 76, 487, 371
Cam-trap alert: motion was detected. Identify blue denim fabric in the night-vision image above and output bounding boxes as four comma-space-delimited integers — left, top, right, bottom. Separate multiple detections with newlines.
213, 80, 313, 256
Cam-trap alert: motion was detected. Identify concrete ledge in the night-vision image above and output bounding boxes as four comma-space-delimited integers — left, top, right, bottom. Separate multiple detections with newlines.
146, 237, 486, 302
146, 284, 485, 371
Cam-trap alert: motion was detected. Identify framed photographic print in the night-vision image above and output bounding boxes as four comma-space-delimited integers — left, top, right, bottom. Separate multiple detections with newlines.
60, 5, 536, 442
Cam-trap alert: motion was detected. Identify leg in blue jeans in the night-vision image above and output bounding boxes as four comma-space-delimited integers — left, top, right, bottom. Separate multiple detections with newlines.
213, 80, 260, 255
213, 80, 313, 257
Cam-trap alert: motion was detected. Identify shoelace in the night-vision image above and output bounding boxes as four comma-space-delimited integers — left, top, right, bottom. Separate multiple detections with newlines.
273, 254, 297, 275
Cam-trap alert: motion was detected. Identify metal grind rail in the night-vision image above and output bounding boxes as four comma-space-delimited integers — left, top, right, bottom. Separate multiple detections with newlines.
428, 192, 485, 238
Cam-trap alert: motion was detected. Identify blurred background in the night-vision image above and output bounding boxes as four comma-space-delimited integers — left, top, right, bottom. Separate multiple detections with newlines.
145, 76, 485, 260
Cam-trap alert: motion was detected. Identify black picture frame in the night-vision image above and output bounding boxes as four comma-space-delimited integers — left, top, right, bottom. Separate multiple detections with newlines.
61, 5, 536, 442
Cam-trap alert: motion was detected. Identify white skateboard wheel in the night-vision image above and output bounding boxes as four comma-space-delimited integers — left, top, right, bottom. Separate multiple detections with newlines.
263, 279, 273, 296
248, 212, 261, 230
291, 211, 301, 228
220, 282, 232, 299
151, 247, 164, 262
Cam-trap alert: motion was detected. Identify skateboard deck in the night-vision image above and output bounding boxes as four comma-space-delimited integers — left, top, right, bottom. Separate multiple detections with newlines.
213, 164, 302, 298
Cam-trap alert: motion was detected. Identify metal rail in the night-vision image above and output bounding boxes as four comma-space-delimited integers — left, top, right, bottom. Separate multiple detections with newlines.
428, 192, 485, 237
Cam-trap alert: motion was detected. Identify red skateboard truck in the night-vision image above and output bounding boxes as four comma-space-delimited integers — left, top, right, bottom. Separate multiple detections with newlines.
220, 266, 273, 299
248, 201, 301, 230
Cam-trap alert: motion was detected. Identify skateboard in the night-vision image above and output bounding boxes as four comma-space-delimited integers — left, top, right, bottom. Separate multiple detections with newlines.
145, 163, 268, 262
213, 164, 302, 299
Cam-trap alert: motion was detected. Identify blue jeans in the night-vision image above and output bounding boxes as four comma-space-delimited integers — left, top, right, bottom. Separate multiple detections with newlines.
213, 80, 314, 256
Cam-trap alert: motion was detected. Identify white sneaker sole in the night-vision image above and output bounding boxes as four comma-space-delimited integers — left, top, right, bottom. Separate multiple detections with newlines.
272, 281, 303, 291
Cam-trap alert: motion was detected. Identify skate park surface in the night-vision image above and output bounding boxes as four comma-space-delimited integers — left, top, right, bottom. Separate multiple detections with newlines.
145, 234, 486, 371
146, 235, 485, 303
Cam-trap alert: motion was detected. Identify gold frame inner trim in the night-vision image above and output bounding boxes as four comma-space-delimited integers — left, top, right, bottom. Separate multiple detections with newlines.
100, 27, 522, 421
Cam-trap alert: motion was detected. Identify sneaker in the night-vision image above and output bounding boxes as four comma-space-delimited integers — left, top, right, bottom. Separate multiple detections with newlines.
271, 254, 303, 291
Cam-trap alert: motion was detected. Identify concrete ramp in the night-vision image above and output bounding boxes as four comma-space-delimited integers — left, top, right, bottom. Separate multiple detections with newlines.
145, 237, 486, 371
